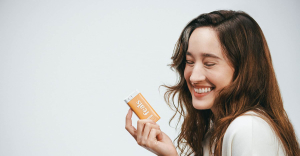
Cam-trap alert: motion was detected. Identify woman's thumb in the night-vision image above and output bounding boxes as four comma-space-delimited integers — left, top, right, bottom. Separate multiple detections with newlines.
157, 131, 163, 141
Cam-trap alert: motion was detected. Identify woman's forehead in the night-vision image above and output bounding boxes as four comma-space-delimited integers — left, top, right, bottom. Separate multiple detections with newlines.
187, 27, 224, 59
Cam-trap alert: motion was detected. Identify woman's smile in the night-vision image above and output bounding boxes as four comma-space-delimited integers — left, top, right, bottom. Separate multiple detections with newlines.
193, 87, 215, 97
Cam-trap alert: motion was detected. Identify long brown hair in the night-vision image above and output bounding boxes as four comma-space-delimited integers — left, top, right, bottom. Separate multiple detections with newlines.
161, 10, 300, 156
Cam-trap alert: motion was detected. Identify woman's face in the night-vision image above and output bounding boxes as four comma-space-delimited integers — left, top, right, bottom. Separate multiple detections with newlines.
184, 27, 234, 114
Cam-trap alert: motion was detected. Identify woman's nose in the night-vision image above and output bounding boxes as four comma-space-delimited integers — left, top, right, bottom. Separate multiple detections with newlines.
190, 66, 206, 83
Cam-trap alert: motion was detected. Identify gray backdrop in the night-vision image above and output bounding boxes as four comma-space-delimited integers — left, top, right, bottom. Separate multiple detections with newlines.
0, 0, 299, 155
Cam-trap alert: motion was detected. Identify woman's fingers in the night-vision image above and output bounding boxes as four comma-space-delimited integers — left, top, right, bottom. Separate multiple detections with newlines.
126, 109, 161, 147
136, 119, 156, 144
147, 128, 162, 148
140, 123, 160, 146
125, 113, 177, 156
125, 109, 137, 139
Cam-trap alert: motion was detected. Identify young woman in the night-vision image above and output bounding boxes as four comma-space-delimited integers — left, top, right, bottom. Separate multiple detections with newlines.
125, 10, 300, 156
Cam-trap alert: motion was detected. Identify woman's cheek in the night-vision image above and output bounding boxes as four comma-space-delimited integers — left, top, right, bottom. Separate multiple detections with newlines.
206, 71, 224, 91
211, 70, 231, 90
206, 70, 218, 83
184, 67, 192, 81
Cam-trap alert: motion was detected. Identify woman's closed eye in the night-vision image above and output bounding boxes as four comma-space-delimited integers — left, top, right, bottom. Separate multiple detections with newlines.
185, 60, 216, 67
185, 60, 194, 64
204, 62, 216, 67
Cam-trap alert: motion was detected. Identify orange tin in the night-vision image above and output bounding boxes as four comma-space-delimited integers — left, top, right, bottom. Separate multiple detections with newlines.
124, 90, 160, 122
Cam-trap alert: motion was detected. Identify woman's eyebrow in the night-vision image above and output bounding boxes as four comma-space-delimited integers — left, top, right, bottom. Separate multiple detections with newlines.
186, 51, 221, 60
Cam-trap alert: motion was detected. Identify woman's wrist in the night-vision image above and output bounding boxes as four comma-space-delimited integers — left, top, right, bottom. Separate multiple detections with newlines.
159, 151, 178, 156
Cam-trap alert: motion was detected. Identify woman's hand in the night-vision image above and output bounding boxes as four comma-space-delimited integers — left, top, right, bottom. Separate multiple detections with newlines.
125, 109, 178, 156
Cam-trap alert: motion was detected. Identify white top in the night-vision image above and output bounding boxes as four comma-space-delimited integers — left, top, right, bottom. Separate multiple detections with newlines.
202, 111, 286, 156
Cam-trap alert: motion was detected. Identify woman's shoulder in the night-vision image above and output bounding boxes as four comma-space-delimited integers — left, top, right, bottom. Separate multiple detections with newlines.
225, 110, 271, 134
222, 110, 286, 156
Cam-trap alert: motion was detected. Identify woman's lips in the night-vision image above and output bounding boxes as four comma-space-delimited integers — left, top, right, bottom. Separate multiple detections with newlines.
193, 87, 214, 97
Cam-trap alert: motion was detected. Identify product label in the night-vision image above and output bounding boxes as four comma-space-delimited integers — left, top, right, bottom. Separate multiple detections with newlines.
136, 100, 149, 115
126, 92, 160, 122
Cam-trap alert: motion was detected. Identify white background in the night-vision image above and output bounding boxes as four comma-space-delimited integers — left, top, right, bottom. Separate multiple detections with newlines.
0, 0, 299, 155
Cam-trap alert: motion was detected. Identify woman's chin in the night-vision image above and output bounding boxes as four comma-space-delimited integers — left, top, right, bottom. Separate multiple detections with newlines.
192, 100, 213, 110
192, 103, 210, 110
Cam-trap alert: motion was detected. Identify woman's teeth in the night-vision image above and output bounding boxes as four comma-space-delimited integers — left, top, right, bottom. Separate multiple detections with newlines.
194, 88, 212, 93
